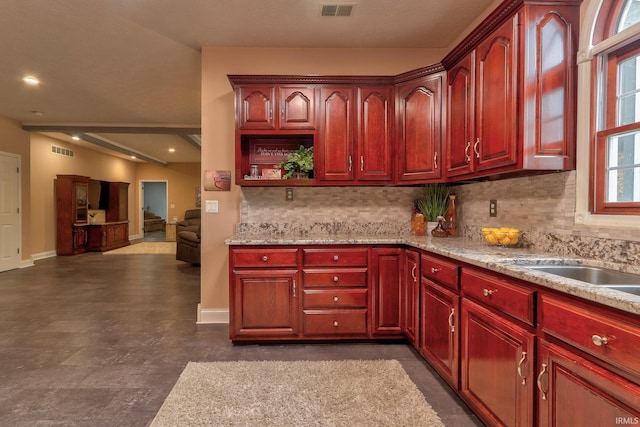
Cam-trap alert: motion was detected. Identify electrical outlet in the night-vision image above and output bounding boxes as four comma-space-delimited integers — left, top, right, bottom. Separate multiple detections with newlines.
489, 199, 497, 217
285, 187, 294, 201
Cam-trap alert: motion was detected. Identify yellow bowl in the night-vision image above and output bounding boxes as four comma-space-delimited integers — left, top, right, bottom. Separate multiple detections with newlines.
482, 227, 520, 246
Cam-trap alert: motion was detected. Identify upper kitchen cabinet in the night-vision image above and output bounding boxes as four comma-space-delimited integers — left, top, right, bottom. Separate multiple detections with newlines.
443, 0, 580, 180
316, 86, 394, 183
235, 84, 316, 131
395, 71, 444, 184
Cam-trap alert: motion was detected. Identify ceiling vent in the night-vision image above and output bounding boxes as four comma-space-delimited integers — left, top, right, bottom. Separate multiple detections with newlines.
51, 144, 74, 158
321, 4, 355, 17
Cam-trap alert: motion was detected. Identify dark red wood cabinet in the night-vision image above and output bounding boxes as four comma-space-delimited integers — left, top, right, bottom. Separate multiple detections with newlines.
370, 247, 404, 337
317, 86, 355, 181
395, 73, 444, 183
236, 85, 316, 131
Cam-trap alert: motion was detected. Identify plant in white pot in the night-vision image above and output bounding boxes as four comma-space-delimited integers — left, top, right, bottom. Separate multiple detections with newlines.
277, 145, 314, 179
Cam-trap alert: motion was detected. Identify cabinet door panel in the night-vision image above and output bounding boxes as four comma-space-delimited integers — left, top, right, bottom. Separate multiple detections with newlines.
238, 86, 276, 130
371, 248, 403, 336
421, 279, 459, 389
447, 53, 475, 178
318, 87, 354, 180
231, 270, 298, 338
538, 340, 640, 427
396, 76, 442, 182
461, 298, 535, 427
279, 86, 315, 130
475, 16, 518, 172
358, 87, 393, 181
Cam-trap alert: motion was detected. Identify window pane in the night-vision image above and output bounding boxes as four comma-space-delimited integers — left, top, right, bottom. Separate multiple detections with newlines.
618, 0, 640, 32
617, 55, 640, 125
606, 131, 640, 202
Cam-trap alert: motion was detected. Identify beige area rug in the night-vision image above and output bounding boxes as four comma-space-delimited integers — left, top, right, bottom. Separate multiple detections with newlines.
151, 360, 445, 427
102, 242, 176, 255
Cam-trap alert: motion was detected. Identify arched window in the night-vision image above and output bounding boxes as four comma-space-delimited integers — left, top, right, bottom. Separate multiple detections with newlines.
591, 0, 640, 215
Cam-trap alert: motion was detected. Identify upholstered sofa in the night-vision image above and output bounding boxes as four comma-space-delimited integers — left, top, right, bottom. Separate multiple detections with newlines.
176, 209, 201, 264
143, 211, 166, 232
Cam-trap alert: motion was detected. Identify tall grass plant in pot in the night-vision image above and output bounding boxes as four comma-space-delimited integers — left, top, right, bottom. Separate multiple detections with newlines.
416, 184, 451, 223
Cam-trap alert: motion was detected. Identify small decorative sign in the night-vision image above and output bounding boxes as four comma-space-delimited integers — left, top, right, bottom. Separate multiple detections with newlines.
261, 168, 282, 179
204, 170, 231, 191
250, 141, 299, 165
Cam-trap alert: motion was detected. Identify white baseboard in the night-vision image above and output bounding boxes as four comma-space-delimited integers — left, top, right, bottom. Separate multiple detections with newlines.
197, 304, 229, 324
20, 259, 35, 268
31, 250, 57, 262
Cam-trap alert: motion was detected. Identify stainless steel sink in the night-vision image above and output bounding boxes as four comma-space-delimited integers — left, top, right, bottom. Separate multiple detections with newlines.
524, 265, 640, 296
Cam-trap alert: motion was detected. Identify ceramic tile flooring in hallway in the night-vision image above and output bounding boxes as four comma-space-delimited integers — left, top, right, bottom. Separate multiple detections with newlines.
0, 250, 483, 426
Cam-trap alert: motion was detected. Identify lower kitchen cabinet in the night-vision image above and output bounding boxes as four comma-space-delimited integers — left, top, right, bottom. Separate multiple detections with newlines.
420, 278, 459, 390
404, 249, 420, 346
461, 299, 535, 427
370, 247, 404, 337
230, 269, 299, 340
537, 339, 640, 427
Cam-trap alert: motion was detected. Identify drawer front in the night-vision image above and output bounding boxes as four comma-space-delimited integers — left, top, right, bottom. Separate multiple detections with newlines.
421, 254, 460, 290
303, 310, 368, 336
303, 268, 368, 288
461, 268, 535, 326
541, 294, 640, 377
302, 248, 368, 267
231, 248, 298, 267
303, 289, 368, 308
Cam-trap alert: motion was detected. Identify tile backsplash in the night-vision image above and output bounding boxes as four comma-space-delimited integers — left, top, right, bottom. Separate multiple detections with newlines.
238, 171, 640, 264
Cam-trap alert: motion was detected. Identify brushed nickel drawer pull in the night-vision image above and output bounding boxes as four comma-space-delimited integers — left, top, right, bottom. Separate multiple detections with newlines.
431, 267, 440, 274
537, 363, 548, 401
591, 334, 609, 346
292, 280, 296, 298
482, 288, 497, 296
411, 265, 417, 281
517, 351, 527, 385
333, 296, 339, 302
333, 321, 339, 327
333, 255, 339, 261
464, 141, 471, 162
333, 276, 339, 282
262, 255, 268, 262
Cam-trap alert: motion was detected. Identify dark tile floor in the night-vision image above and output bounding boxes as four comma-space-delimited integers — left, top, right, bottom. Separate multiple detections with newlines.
0, 249, 483, 426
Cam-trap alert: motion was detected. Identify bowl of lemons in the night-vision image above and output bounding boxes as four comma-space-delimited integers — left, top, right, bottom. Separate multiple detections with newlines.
482, 227, 521, 246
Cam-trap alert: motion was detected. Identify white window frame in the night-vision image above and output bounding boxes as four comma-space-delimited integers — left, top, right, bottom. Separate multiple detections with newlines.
575, 0, 640, 227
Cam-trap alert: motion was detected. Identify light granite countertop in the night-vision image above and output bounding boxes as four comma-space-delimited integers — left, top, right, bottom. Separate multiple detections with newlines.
226, 234, 640, 315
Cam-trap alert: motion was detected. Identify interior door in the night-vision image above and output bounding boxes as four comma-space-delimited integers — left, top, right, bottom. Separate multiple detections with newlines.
0, 153, 20, 272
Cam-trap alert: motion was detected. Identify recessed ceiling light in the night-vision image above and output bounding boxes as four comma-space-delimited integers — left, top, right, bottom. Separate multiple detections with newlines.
31, 110, 44, 116
130, 155, 137, 159
71, 136, 80, 141
168, 148, 176, 153
23, 75, 40, 85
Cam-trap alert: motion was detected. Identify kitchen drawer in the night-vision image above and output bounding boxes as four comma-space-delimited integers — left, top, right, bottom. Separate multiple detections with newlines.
303, 268, 367, 288
231, 248, 298, 268
540, 294, 640, 378
303, 288, 368, 308
461, 268, 535, 326
421, 253, 460, 290
302, 248, 368, 267
303, 309, 368, 336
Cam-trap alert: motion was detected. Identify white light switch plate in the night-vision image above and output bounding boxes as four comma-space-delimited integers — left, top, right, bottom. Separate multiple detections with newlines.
205, 200, 219, 213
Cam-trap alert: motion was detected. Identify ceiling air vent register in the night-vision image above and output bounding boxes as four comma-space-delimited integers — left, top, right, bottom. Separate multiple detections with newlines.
321, 4, 355, 17
51, 145, 74, 158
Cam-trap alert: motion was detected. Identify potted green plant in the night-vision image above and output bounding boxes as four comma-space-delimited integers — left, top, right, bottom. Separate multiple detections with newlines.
277, 145, 314, 179
416, 183, 451, 222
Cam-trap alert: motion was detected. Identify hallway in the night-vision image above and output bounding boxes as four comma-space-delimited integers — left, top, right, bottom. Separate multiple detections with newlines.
0, 252, 481, 426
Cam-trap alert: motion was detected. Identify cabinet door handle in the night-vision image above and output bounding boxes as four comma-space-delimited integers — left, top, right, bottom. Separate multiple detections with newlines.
434, 151, 438, 169
411, 265, 417, 282
262, 255, 268, 262
348, 156, 353, 171
482, 288, 497, 297
448, 308, 455, 333
431, 267, 440, 274
537, 363, 548, 400
517, 351, 527, 385
464, 141, 471, 162
292, 280, 296, 298
281, 108, 284, 121
360, 155, 364, 171
474, 138, 480, 159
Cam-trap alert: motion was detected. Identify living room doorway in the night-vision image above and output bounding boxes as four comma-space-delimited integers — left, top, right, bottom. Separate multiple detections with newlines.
139, 180, 168, 238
